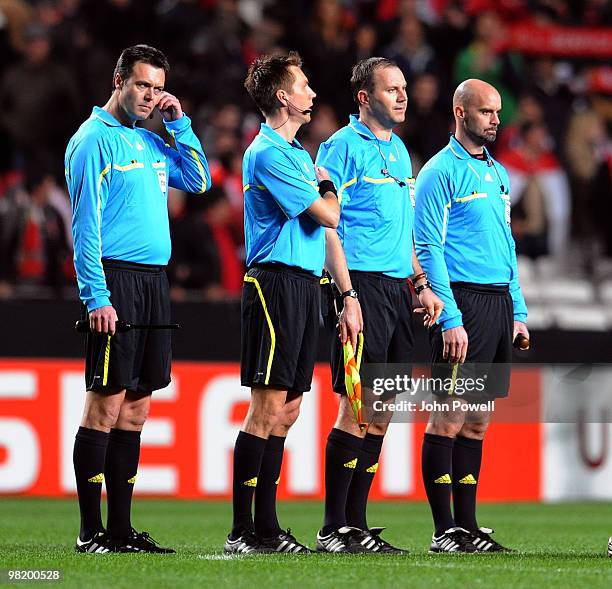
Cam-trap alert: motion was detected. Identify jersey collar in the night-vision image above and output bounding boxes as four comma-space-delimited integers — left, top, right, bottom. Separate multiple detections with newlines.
348, 114, 394, 144
91, 106, 124, 128
259, 123, 305, 151
448, 134, 492, 162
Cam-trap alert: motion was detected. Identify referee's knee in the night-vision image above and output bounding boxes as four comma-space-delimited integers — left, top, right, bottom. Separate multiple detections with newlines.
458, 422, 489, 440
425, 420, 463, 438
81, 403, 122, 431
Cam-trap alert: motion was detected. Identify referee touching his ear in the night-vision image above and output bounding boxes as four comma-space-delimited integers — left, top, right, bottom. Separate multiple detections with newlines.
65, 44, 211, 554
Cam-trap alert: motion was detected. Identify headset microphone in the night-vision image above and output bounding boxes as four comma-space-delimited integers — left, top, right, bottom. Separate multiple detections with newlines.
285, 99, 312, 115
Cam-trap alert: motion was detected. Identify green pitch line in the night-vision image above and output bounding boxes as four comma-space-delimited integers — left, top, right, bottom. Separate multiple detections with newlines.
1, 500, 611, 589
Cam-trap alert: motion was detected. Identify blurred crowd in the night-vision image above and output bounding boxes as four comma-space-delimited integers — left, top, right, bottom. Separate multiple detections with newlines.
0, 0, 611, 302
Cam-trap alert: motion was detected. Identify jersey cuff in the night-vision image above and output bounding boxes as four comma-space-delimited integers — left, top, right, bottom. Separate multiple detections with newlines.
164, 113, 191, 133
513, 312, 528, 323
87, 296, 112, 313
440, 315, 463, 331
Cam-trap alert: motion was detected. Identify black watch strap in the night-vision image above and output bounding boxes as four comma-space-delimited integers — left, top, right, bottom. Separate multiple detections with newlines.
341, 288, 358, 300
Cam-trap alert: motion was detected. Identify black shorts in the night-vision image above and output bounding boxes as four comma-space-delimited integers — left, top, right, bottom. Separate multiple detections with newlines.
241, 264, 321, 393
323, 271, 414, 394
430, 282, 513, 399
83, 259, 172, 395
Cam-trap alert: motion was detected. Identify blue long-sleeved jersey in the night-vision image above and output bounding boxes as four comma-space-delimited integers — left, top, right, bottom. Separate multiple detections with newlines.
414, 135, 527, 330
65, 107, 211, 311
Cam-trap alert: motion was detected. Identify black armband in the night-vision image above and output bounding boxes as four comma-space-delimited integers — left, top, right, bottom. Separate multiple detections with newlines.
318, 180, 337, 198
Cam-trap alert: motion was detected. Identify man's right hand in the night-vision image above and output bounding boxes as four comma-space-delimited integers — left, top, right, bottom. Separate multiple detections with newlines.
89, 305, 118, 336
442, 325, 468, 364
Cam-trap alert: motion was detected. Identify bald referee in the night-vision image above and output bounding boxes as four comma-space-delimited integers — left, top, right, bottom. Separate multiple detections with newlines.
415, 79, 529, 553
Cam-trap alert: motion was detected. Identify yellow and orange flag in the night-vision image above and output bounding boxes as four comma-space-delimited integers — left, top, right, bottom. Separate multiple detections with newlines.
343, 332, 366, 430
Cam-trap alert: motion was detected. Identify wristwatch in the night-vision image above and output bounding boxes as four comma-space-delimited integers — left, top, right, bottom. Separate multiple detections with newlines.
341, 288, 358, 300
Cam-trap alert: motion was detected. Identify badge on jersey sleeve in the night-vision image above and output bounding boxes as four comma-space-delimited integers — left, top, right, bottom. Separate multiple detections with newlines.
408, 177, 416, 208
152, 161, 167, 194
157, 170, 167, 193
501, 193, 511, 226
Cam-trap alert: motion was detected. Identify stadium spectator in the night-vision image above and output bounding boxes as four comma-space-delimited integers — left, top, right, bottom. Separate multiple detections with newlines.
15, 173, 72, 289
454, 11, 523, 123
498, 121, 572, 261
383, 15, 440, 83
297, 0, 354, 117
496, 94, 546, 156
169, 187, 243, 300
524, 57, 573, 154
401, 72, 450, 170
564, 101, 612, 258
0, 21, 80, 182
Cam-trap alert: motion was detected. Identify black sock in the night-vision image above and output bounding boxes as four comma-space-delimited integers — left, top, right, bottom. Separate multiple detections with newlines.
322, 428, 364, 535
422, 433, 455, 536
105, 428, 141, 539
73, 426, 109, 541
254, 435, 285, 538
231, 430, 268, 537
452, 435, 483, 532
345, 432, 383, 530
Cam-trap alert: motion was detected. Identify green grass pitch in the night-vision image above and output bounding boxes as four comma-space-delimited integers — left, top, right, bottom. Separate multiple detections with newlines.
1, 499, 611, 588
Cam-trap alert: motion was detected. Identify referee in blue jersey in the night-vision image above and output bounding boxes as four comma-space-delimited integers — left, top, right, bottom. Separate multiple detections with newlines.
314, 58, 442, 554
224, 52, 341, 555
65, 45, 211, 554
415, 79, 529, 554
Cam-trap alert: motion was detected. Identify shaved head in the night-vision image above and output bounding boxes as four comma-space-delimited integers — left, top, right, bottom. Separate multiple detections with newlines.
453, 79, 500, 109
453, 79, 502, 149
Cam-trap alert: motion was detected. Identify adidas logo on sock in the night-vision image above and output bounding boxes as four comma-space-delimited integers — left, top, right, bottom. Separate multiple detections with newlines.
127, 475, 137, 484
343, 458, 358, 469
243, 477, 258, 487
366, 462, 378, 473
87, 473, 104, 483
458, 474, 477, 485
434, 473, 452, 484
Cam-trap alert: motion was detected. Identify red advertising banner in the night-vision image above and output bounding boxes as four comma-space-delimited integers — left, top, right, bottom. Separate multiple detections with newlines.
506, 24, 612, 57
0, 360, 541, 500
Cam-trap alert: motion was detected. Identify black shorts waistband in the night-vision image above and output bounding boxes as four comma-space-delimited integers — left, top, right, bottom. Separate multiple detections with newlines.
450, 281, 509, 295
249, 263, 320, 282
350, 270, 408, 284
102, 259, 166, 273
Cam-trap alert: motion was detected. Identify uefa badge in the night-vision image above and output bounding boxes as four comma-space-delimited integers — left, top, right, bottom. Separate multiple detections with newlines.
501, 193, 511, 226
157, 170, 167, 194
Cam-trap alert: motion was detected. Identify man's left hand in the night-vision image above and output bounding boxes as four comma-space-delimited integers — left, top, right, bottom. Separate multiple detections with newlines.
513, 320, 529, 341
157, 92, 183, 121
414, 289, 444, 328
337, 297, 363, 352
